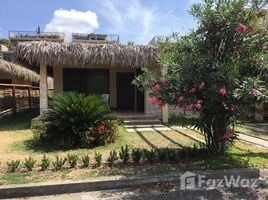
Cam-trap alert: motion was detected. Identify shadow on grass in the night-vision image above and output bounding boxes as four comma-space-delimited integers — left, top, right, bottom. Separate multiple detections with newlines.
0, 110, 39, 131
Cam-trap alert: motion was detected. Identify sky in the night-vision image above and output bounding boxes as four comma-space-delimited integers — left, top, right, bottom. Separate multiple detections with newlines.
0, 0, 202, 44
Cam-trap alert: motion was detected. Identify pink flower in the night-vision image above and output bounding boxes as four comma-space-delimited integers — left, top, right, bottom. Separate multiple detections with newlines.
160, 79, 169, 86
194, 102, 202, 110
184, 104, 193, 110
198, 81, 205, 90
190, 87, 197, 94
230, 106, 236, 112
178, 96, 184, 103
153, 83, 160, 92
222, 102, 229, 110
252, 88, 257, 94
221, 130, 237, 141
236, 24, 248, 33
219, 87, 227, 96
150, 97, 158, 105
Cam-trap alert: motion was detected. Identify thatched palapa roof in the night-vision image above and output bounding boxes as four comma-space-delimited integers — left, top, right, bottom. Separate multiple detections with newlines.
0, 59, 39, 82
15, 41, 159, 68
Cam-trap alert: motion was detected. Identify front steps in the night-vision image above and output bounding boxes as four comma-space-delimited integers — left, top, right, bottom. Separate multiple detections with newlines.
117, 114, 162, 126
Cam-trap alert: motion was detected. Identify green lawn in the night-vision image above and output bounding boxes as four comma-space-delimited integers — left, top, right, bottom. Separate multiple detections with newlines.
0, 111, 267, 185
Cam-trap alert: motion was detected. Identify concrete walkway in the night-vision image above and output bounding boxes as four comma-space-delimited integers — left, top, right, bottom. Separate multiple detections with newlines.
126, 125, 268, 149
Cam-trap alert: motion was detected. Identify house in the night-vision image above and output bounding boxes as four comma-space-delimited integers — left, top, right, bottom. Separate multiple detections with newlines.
14, 33, 170, 121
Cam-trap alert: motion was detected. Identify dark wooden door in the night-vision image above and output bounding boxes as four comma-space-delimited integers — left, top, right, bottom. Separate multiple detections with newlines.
117, 73, 135, 110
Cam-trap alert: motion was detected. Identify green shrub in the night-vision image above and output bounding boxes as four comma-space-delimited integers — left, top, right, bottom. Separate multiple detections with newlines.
167, 148, 177, 161
41, 92, 111, 148
119, 145, 130, 164
6, 160, 20, 173
67, 154, 79, 168
94, 152, 102, 167
31, 120, 46, 145
143, 149, 155, 163
131, 148, 143, 164
107, 150, 118, 167
81, 155, 90, 168
24, 156, 36, 171
52, 156, 66, 171
41, 155, 50, 171
157, 148, 168, 162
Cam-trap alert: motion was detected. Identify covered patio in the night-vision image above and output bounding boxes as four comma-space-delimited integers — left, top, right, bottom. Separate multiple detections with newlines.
15, 41, 169, 122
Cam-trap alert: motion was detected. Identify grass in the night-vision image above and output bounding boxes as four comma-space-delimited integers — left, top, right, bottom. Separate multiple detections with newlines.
235, 126, 268, 141
0, 111, 267, 185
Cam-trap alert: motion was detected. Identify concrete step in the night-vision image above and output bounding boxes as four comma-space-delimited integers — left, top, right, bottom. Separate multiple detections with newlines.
118, 115, 159, 121
124, 119, 162, 126
125, 124, 164, 129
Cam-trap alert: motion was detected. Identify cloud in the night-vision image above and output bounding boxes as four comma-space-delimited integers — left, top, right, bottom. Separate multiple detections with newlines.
45, 9, 99, 40
92, 0, 156, 44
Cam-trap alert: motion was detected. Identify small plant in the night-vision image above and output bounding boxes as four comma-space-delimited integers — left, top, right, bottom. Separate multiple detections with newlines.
67, 154, 79, 168
131, 148, 143, 164
81, 155, 90, 168
107, 150, 118, 167
144, 149, 155, 163
24, 156, 36, 171
157, 148, 168, 162
94, 152, 102, 167
41, 155, 50, 171
52, 156, 66, 171
167, 148, 177, 161
6, 160, 20, 173
119, 145, 130, 164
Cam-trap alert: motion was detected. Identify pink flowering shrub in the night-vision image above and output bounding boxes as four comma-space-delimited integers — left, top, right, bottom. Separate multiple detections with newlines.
134, 0, 268, 155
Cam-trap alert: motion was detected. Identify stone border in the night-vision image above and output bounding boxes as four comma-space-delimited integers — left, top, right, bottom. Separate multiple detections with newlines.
0, 168, 267, 199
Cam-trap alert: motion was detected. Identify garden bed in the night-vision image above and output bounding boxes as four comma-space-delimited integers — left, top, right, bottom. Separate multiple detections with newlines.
0, 112, 267, 185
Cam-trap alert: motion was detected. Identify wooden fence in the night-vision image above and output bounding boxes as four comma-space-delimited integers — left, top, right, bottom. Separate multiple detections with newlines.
0, 83, 40, 117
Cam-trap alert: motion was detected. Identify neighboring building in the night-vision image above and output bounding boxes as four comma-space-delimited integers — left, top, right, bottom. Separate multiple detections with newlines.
9, 30, 65, 47
72, 33, 119, 44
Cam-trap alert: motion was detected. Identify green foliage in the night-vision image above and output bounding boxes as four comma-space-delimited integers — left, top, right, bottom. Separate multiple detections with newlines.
94, 152, 102, 167
24, 156, 36, 171
167, 148, 177, 161
67, 154, 79, 168
40, 155, 50, 171
81, 155, 90, 168
119, 145, 130, 164
52, 156, 66, 171
31, 120, 46, 145
134, 0, 268, 156
107, 150, 118, 167
131, 148, 143, 164
143, 149, 156, 163
157, 148, 169, 162
6, 160, 20, 173
40, 92, 112, 149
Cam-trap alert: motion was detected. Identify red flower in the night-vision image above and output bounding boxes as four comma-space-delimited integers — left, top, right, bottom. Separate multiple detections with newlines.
198, 81, 205, 90
219, 87, 227, 96
252, 88, 257, 94
178, 96, 184, 103
190, 87, 197, 94
184, 104, 193, 110
194, 102, 202, 110
236, 24, 248, 33
153, 83, 160, 92
151, 97, 158, 105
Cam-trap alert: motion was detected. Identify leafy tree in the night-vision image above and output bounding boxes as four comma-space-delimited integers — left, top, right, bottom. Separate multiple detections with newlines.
134, 0, 268, 155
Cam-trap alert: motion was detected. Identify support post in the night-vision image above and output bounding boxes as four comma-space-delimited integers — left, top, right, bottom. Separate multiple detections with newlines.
28, 87, 32, 110
161, 66, 169, 123
12, 86, 16, 115
40, 64, 48, 114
